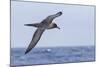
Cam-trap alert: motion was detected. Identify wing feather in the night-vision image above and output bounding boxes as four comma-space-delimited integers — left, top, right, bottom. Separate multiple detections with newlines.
25, 28, 45, 54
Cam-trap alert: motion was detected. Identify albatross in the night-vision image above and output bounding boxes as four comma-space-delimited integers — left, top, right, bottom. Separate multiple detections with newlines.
24, 12, 62, 54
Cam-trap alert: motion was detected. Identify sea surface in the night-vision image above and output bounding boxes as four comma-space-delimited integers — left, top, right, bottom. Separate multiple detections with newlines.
11, 46, 95, 66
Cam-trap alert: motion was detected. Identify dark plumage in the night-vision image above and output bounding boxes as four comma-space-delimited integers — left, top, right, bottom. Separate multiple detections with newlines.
25, 12, 62, 54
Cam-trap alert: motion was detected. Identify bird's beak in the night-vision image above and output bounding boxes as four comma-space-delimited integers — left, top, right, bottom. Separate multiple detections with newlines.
57, 26, 60, 29
24, 24, 33, 26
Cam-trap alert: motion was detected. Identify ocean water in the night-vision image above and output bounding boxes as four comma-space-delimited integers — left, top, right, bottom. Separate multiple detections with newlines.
11, 46, 95, 66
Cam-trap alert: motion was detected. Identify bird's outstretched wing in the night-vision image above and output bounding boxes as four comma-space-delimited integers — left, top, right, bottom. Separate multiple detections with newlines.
41, 12, 62, 24
25, 28, 45, 54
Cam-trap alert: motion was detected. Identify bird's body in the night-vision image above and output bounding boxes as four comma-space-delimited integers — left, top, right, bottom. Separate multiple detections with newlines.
25, 12, 62, 54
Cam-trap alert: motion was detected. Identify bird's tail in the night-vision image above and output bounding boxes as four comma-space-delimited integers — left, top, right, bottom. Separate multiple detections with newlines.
24, 23, 40, 28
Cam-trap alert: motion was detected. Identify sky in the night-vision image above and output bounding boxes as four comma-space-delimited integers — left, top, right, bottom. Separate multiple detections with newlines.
11, 1, 95, 48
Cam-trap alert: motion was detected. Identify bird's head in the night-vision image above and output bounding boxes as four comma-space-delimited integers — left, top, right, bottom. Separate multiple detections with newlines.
52, 23, 60, 29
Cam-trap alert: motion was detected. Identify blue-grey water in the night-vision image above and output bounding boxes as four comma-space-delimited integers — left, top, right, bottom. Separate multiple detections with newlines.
11, 46, 95, 66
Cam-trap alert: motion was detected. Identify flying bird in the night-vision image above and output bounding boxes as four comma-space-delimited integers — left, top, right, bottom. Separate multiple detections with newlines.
24, 12, 62, 54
